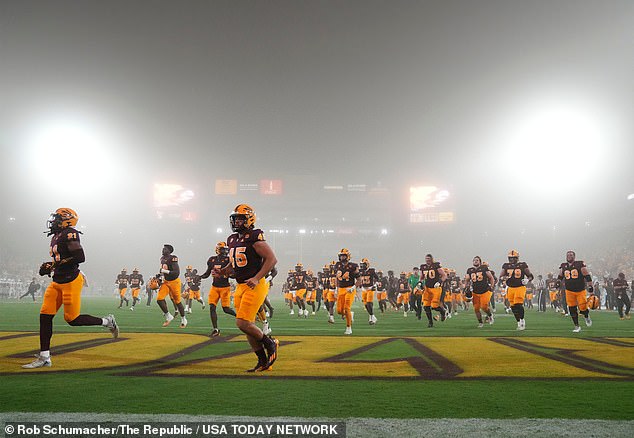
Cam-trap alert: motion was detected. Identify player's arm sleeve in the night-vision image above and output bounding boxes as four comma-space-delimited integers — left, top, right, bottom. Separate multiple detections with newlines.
56, 240, 85, 266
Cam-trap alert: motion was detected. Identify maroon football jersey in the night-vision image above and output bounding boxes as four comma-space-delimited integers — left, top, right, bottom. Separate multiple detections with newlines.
501, 262, 530, 288
335, 261, 359, 288
160, 254, 180, 281
559, 261, 587, 292
227, 229, 266, 284
420, 262, 443, 288
50, 227, 83, 284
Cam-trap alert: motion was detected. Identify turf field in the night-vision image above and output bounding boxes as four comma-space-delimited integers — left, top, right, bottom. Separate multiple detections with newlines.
1, 297, 633, 436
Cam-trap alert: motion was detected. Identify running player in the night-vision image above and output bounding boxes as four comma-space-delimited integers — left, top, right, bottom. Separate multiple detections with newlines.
23, 208, 118, 368
558, 250, 593, 332
214, 204, 278, 371
501, 250, 533, 330
200, 242, 236, 337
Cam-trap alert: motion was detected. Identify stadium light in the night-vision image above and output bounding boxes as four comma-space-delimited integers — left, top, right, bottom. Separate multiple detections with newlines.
25, 115, 116, 194
627, 193, 634, 201
493, 96, 614, 195
299, 229, 306, 234
380, 228, 388, 235
216, 227, 223, 233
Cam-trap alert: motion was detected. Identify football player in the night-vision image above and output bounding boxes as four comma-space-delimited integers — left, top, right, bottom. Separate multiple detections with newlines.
322, 265, 335, 323
397, 271, 410, 316
376, 271, 388, 313
464, 256, 496, 328
386, 270, 399, 310
115, 268, 129, 308
184, 269, 205, 313
305, 269, 317, 315
128, 268, 144, 310
335, 248, 360, 334
558, 251, 593, 332
483, 262, 497, 313
420, 254, 448, 327
200, 242, 237, 337
23, 208, 118, 369
293, 263, 308, 318
359, 258, 379, 324
613, 273, 631, 320
501, 250, 534, 330
213, 204, 278, 372
449, 269, 462, 316
157, 244, 187, 328
285, 269, 295, 315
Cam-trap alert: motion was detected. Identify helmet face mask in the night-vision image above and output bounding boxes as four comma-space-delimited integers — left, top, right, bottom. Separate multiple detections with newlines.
295, 263, 303, 272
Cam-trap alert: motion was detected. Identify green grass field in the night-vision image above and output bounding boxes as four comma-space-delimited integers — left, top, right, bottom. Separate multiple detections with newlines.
1, 297, 633, 425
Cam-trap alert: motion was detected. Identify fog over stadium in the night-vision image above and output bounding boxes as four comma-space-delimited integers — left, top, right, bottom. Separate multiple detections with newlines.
0, 0, 632, 290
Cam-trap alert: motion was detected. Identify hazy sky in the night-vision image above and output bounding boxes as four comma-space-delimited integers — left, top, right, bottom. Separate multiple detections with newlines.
1, 0, 632, 282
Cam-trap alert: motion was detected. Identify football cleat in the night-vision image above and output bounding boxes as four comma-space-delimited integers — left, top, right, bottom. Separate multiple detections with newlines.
262, 321, 272, 335
584, 317, 592, 327
22, 354, 52, 369
130, 306, 134, 311
427, 322, 434, 328
261, 337, 279, 370
328, 315, 334, 324
162, 313, 174, 327
289, 310, 294, 315
180, 317, 188, 328
478, 323, 484, 328
489, 315, 495, 325
105, 314, 119, 338
210, 328, 220, 337
246, 361, 268, 373
344, 327, 352, 335
572, 326, 581, 333
403, 311, 408, 317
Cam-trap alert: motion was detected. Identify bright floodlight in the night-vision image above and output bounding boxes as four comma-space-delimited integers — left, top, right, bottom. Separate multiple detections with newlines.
299, 229, 306, 234
26, 116, 115, 194
216, 227, 223, 233
628, 194, 634, 201
496, 98, 612, 194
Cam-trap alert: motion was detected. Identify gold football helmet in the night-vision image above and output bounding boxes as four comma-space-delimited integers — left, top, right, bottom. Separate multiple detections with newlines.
338, 248, 351, 263
215, 241, 228, 256
47, 207, 78, 234
230, 204, 256, 232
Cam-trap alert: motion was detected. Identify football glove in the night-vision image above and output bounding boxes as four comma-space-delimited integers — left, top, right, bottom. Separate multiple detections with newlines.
521, 278, 529, 285
433, 282, 441, 288
39, 262, 53, 276
587, 285, 594, 294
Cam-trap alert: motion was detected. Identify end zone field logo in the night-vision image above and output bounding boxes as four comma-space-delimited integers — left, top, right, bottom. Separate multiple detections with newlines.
1, 332, 633, 379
